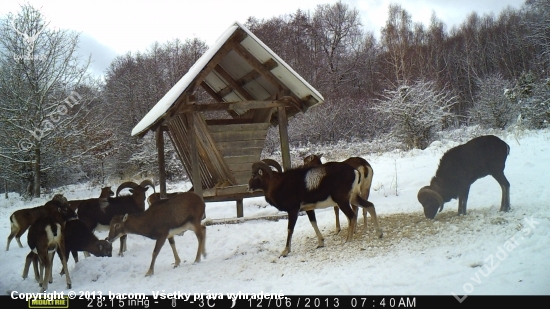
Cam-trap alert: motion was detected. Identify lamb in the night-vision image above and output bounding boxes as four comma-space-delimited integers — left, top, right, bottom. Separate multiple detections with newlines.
417, 135, 511, 219
6, 191, 91, 251
303, 154, 382, 237
248, 160, 377, 257
107, 192, 206, 276
64, 218, 113, 263
22, 197, 77, 292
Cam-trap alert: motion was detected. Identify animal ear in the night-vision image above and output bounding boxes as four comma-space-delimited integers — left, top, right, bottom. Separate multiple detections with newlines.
123, 214, 129, 222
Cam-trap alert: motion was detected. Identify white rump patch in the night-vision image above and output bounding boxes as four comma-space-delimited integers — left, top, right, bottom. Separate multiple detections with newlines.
305, 167, 326, 191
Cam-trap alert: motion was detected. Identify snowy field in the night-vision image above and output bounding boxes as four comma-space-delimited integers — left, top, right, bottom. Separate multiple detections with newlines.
1, 128, 549, 298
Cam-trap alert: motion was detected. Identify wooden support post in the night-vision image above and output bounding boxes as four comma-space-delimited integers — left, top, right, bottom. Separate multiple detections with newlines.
156, 126, 167, 199
187, 111, 203, 198
277, 106, 291, 171
236, 198, 243, 218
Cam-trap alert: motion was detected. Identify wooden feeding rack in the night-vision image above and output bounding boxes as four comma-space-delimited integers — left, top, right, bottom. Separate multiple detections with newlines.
131, 21, 324, 217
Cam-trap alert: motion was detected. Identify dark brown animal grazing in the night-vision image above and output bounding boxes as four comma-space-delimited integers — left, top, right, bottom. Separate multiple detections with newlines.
417, 135, 511, 219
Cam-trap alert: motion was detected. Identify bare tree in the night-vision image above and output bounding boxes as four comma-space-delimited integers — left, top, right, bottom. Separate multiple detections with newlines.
372, 80, 457, 149
0, 4, 108, 197
468, 74, 518, 129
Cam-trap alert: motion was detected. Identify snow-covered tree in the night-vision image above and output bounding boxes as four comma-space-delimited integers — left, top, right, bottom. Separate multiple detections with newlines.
0, 4, 112, 196
514, 72, 550, 129
468, 74, 518, 129
371, 79, 457, 149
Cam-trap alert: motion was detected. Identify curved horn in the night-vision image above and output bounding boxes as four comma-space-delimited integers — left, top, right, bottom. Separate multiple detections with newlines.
252, 161, 274, 179
417, 187, 443, 205
139, 179, 156, 193
417, 186, 444, 219
116, 181, 138, 197
261, 158, 283, 173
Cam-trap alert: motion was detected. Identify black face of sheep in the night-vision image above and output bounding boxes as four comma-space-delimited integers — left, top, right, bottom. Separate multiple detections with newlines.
418, 135, 510, 219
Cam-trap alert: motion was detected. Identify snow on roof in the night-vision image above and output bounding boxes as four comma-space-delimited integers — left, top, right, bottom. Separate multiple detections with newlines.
131, 21, 324, 137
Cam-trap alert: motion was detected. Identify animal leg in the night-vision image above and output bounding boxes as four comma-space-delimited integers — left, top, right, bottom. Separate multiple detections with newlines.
192, 224, 206, 263
6, 223, 19, 251
363, 202, 383, 238
337, 202, 357, 243
493, 172, 510, 212
118, 234, 127, 257
167, 237, 181, 267
57, 241, 72, 289
305, 210, 324, 249
281, 210, 299, 257
23, 251, 39, 281
458, 186, 470, 216
146, 236, 167, 276
332, 206, 341, 234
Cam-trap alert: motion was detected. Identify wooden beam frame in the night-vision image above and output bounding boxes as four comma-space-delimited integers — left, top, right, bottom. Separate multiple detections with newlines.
156, 126, 167, 199
214, 65, 255, 101
168, 28, 248, 119
177, 99, 291, 114
217, 59, 278, 98
277, 105, 291, 171
232, 43, 304, 112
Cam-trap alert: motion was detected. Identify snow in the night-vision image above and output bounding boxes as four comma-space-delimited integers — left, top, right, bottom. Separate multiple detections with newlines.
1, 129, 550, 297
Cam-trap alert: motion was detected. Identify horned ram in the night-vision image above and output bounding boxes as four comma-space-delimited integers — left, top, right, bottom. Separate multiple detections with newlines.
248, 160, 376, 257
77, 179, 154, 256
417, 135, 511, 219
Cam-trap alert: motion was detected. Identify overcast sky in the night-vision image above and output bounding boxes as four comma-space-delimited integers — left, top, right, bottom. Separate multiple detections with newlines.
1, 0, 527, 77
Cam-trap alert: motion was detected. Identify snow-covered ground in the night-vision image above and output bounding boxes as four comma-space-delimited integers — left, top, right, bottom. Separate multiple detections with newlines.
1, 128, 549, 298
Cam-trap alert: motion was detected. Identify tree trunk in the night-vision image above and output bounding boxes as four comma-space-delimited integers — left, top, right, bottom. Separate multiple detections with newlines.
34, 147, 40, 198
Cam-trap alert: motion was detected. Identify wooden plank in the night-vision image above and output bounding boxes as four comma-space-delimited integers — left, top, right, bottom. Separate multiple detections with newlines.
208, 123, 269, 133
177, 100, 291, 113
187, 111, 203, 197
216, 139, 265, 150
224, 155, 258, 165
278, 106, 291, 171
156, 127, 167, 199
218, 147, 264, 158
227, 163, 254, 173
168, 115, 216, 189
233, 171, 253, 184
214, 65, 255, 100
193, 113, 237, 186
203, 213, 288, 226
205, 118, 253, 126
210, 130, 267, 143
